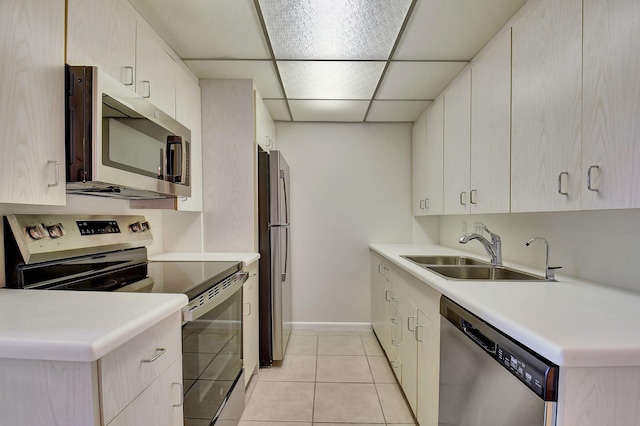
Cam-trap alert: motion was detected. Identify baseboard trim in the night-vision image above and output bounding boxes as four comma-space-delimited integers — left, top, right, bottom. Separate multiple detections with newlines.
292, 322, 372, 331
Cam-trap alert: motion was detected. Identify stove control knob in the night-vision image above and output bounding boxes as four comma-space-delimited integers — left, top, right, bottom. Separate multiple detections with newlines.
129, 222, 142, 233
27, 224, 47, 240
46, 223, 65, 239
141, 221, 150, 231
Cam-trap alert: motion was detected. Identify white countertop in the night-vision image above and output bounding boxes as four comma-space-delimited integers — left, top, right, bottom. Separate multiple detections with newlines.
371, 243, 640, 368
149, 252, 260, 267
0, 289, 187, 362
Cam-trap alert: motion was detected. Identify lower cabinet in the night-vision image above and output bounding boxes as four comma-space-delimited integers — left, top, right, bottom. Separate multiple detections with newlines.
0, 311, 184, 426
243, 262, 259, 386
370, 250, 442, 426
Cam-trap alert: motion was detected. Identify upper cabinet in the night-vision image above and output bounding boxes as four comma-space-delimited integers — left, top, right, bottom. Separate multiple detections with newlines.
581, 0, 640, 210
0, 0, 66, 205
255, 89, 277, 152
135, 23, 177, 118
510, 0, 583, 212
443, 69, 471, 215
67, 0, 137, 89
469, 28, 512, 214
411, 112, 428, 216
423, 97, 445, 215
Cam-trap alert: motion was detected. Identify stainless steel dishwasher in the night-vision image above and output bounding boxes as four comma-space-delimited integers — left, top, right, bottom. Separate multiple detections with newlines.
439, 296, 558, 426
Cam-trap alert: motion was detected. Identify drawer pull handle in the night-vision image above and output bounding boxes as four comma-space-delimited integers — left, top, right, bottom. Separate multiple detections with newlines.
141, 347, 166, 363
390, 318, 399, 325
244, 302, 252, 316
172, 382, 184, 407
414, 324, 424, 342
391, 296, 400, 302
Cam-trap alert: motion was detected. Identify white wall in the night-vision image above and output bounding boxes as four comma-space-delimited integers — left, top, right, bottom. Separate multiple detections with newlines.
276, 122, 414, 324
439, 209, 640, 292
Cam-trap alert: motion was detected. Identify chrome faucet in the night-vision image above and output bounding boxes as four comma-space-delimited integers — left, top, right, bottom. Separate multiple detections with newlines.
458, 225, 502, 267
525, 237, 561, 281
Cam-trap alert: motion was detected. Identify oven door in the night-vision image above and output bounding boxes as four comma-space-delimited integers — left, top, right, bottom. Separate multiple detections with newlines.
182, 285, 245, 425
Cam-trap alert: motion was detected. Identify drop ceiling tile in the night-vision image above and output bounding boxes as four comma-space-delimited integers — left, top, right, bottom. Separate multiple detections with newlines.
395, 0, 528, 60
185, 60, 283, 98
128, 0, 270, 59
278, 61, 385, 100
376, 62, 467, 100
366, 100, 432, 122
289, 100, 369, 122
257, 0, 412, 60
264, 100, 291, 121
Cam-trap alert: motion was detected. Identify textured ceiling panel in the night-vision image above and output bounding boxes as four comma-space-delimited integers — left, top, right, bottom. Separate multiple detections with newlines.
395, 0, 528, 60
184, 60, 283, 98
278, 61, 386, 99
128, 0, 270, 59
366, 100, 432, 122
376, 61, 467, 100
258, 0, 412, 60
289, 100, 370, 122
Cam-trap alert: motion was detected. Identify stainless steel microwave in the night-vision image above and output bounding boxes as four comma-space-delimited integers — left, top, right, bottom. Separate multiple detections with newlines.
65, 66, 191, 199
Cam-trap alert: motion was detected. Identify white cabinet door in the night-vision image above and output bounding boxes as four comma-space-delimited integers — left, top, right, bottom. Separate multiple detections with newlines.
443, 69, 471, 215
412, 112, 428, 216
136, 23, 177, 118
176, 68, 203, 212
107, 357, 183, 426
582, 0, 640, 209
243, 263, 259, 386
511, 0, 582, 212
397, 292, 418, 413
470, 28, 512, 214
67, 0, 136, 89
0, 0, 66, 205
416, 311, 440, 426
255, 90, 277, 152
370, 253, 386, 340
424, 97, 444, 215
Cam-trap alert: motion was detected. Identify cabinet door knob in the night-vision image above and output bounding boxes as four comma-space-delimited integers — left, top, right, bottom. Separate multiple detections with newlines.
459, 191, 467, 206
142, 80, 151, 98
419, 199, 425, 210
122, 66, 134, 86
407, 316, 416, 332
414, 324, 424, 342
244, 302, 252, 316
558, 172, 569, 195
171, 382, 184, 407
470, 189, 477, 205
587, 165, 600, 192
47, 160, 59, 187
140, 347, 166, 363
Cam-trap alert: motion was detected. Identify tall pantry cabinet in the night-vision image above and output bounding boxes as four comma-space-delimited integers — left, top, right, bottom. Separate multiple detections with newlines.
0, 0, 66, 205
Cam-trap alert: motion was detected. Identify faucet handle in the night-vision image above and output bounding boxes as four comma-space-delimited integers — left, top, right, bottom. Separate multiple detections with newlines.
482, 225, 501, 243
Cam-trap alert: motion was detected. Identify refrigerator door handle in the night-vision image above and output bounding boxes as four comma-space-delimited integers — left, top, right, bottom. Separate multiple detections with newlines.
282, 226, 289, 282
280, 169, 289, 225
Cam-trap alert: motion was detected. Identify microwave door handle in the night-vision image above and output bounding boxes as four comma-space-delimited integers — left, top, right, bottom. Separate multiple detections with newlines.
158, 148, 164, 179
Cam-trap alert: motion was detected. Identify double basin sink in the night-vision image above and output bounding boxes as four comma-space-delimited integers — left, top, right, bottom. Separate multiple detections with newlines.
401, 255, 548, 281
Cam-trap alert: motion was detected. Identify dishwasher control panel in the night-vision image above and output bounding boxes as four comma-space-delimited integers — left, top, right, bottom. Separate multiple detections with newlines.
497, 345, 549, 398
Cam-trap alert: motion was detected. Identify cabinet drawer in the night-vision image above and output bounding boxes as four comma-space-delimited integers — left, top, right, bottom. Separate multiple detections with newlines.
100, 312, 182, 424
107, 356, 183, 426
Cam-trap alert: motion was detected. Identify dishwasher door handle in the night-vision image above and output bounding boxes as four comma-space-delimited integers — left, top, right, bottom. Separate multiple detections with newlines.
461, 319, 496, 354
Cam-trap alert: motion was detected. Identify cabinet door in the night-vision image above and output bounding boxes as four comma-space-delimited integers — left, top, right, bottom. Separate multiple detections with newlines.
242, 263, 259, 386
511, 0, 582, 212
443, 69, 471, 215
424, 97, 444, 215
176, 68, 203, 212
470, 28, 512, 214
416, 311, 440, 426
370, 253, 386, 340
107, 357, 183, 426
67, 0, 136, 89
136, 22, 177, 118
255, 90, 277, 152
412, 112, 428, 216
0, 0, 65, 205
397, 293, 418, 413
582, 0, 640, 209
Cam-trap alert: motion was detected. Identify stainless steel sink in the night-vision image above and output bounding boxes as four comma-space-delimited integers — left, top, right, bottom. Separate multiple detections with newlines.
426, 265, 547, 281
401, 255, 489, 266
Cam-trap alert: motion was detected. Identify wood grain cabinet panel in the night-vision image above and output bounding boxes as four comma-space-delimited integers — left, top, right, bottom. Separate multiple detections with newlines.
511, 0, 583, 212
412, 112, 429, 216
424, 97, 445, 215
67, 0, 137, 88
0, 0, 66, 205
243, 262, 259, 386
581, 0, 640, 210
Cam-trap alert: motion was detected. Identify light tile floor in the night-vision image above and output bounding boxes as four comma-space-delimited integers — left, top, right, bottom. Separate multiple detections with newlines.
240, 329, 416, 426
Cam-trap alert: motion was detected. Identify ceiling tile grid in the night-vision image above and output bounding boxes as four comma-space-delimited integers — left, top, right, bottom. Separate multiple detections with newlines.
127, 0, 528, 122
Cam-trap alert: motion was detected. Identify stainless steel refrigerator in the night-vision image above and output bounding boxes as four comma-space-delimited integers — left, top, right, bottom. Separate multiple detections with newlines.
258, 149, 292, 366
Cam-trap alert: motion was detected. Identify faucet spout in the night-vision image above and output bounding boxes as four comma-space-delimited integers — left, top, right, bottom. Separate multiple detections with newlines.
458, 225, 502, 267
